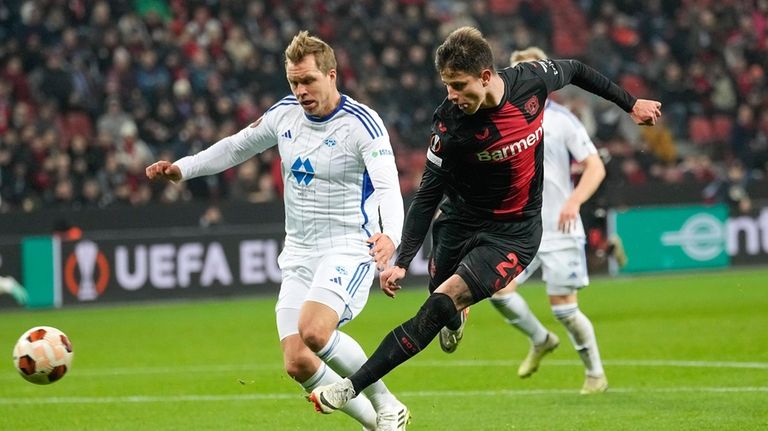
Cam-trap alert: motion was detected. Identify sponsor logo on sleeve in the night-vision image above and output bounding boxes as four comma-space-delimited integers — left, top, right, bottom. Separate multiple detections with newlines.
371, 148, 393, 158
427, 134, 443, 167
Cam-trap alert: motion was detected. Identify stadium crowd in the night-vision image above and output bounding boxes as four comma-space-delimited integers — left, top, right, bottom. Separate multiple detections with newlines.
0, 0, 766, 213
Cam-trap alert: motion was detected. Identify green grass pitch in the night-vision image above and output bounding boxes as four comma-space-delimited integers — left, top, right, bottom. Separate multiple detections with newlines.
1, 268, 766, 430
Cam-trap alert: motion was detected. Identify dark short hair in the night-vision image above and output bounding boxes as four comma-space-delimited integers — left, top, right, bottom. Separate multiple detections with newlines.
435, 26, 494, 76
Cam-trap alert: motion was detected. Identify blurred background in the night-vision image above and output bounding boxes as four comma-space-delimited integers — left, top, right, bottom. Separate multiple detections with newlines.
0, 0, 766, 308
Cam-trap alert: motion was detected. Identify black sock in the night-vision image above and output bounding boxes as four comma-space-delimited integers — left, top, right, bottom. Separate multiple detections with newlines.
444, 310, 464, 330
348, 293, 457, 394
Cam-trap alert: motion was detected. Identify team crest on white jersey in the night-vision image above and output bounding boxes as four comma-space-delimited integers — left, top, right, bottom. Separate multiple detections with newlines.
291, 157, 314, 185
323, 137, 337, 147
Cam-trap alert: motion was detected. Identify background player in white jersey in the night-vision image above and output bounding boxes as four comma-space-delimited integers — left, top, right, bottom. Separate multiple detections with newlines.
488, 47, 608, 394
146, 31, 409, 430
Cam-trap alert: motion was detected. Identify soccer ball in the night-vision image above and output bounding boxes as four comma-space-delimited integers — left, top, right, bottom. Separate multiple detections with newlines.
12, 326, 74, 384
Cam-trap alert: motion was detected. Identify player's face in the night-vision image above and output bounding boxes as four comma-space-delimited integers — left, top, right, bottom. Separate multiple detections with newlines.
286, 54, 338, 117
440, 69, 489, 115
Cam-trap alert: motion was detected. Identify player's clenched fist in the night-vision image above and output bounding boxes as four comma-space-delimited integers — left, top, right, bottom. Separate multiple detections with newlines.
630, 99, 662, 126
146, 161, 182, 181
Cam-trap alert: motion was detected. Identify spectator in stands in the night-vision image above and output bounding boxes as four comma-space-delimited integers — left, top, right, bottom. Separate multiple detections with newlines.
0, 0, 766, 214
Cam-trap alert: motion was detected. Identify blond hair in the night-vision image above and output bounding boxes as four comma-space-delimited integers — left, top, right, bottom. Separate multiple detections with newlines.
284, 31, 337, 73
509, 47, 548, 66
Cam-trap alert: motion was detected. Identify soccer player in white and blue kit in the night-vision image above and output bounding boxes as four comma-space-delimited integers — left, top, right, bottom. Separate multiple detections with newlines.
487, 47, 608, 394
146, 31, 409, 430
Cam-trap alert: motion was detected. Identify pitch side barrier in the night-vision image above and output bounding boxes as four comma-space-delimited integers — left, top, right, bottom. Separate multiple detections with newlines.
608, 202, 768, 274
5, 201, 768, 309
15, 225, 432, 309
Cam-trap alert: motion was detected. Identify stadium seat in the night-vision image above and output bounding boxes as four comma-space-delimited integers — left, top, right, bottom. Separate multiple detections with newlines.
712, 115, 733, 142
620, 74, 649, 98
548, 0, 589, 56
688, 116, 714, 145
489, 0, 521, 14
61, 111, 94, 145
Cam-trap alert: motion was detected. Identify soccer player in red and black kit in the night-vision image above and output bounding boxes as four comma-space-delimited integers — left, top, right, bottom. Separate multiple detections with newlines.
309, 26, 661, 417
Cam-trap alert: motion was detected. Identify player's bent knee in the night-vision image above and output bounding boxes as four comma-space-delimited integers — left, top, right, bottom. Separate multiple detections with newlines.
298, 326, 332, 352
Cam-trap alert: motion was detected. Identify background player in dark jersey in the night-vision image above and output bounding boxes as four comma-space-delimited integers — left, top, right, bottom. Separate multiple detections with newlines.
308, 26, 661, 415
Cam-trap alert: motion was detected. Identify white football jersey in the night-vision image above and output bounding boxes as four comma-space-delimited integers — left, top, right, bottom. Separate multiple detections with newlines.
175, 95, 404, 255
539, 100, 598, 252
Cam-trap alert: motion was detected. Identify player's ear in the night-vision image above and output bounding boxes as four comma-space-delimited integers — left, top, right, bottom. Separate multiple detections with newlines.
481, 69, 493, 86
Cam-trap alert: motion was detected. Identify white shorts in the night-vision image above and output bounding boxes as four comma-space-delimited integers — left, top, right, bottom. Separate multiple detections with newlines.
514, 241, 589, 296
275, 249, 374, 340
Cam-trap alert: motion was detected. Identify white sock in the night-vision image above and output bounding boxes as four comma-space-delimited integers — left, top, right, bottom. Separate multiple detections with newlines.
551, 303, 604, 377
317, 330, 397, 411
490, 292, 548, 345
301, 362, 377, 430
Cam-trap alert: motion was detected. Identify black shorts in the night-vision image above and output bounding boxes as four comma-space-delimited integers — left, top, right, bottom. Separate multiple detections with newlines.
428, 209, 542, 302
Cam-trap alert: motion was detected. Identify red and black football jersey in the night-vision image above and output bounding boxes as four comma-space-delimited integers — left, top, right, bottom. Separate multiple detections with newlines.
395, 59, 636, 269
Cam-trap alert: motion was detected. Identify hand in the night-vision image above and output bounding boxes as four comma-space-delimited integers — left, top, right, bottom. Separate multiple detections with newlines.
379, 266, 406, 298
558, 200, 580, 233
630, 99, 662, 126
146, 161, 182, 181
367, 233, 396, 271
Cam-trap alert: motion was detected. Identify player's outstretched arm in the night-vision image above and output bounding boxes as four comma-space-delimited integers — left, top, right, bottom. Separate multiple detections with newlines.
630, 99, 662, 126
146, 161, 182, 182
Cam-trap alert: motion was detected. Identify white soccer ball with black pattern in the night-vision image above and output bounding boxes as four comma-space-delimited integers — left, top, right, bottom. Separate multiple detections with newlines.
12, 326, 74, 384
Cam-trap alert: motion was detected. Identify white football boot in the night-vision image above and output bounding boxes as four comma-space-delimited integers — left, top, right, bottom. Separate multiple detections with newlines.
376, 399, 411, 431
580, 374, 608, 394
517, 332, 560, 378
308, 378, 355, 414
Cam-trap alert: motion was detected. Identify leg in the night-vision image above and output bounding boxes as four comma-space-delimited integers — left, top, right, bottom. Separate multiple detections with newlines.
301, 300, 407, 412
309, 274, 474, 413
490, 257, 550, 344
490, 279, 559, 378
308, 216, 542, 413
351, 274, 474, 393
543, 244, 606, 393
301, 253, 410, 429
549, 293, 607, 394
279, 308, 378, 429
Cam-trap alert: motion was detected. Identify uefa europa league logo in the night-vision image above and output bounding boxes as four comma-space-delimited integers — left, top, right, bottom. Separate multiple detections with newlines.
74, 241, 99, 301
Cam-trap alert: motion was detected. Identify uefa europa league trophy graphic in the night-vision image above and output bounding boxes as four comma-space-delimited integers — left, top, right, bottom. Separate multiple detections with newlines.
75, 240, 99, 301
